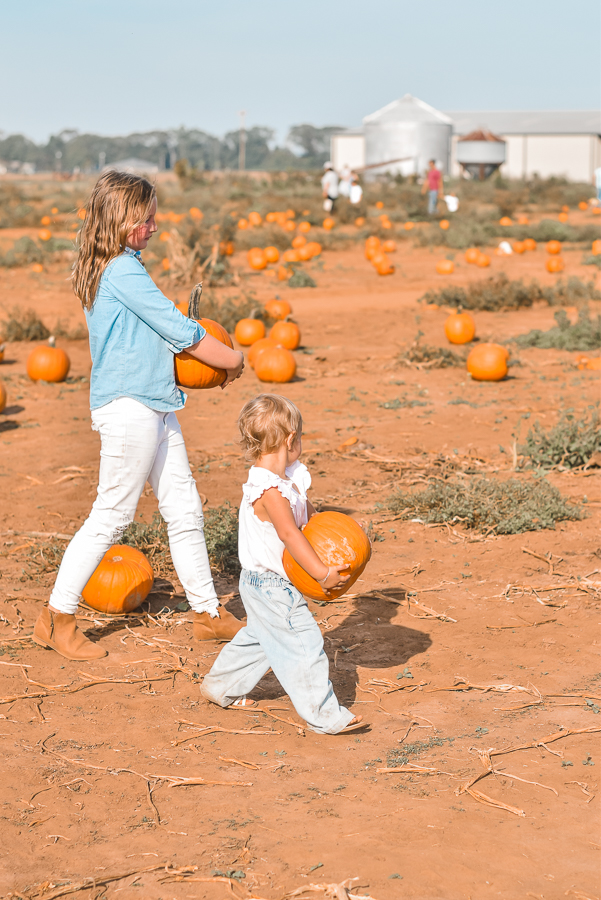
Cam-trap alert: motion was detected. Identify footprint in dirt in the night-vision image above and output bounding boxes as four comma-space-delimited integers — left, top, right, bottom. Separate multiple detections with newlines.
251, 589, 431, 707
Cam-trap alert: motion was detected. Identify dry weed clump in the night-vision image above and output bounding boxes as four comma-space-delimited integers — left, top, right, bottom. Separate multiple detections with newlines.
518, 410, 601, 470
398, 333, 465, 368
513, 309, 601, 351
420, 274, 600, 312
1, 307, 50, 341
387, 475, 581, 534
186, 290, 265, 333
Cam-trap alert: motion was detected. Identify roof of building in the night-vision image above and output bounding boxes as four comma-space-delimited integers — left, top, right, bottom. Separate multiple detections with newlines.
363, 94, 452, 126
445, 110, 601, 136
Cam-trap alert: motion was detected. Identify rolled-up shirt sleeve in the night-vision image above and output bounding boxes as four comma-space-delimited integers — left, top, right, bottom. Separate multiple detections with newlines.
106, 257, 205, 353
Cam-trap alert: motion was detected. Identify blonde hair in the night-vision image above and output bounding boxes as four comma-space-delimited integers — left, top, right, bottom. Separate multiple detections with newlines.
238, 394, 302, 462
72, 170, 156, 309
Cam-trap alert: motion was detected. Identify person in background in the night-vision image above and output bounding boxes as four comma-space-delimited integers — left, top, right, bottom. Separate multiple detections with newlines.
338, 164, 352, 198
421, 159, 444, 215
349, 174, 363, 205
444, 191, 459, 213
593, 165, 601, 202
321, 162, 339, 212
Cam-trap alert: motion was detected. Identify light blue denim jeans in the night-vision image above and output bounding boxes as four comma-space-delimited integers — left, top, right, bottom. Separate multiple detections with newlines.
201, 570, 354, 734
428, 189, 439, 214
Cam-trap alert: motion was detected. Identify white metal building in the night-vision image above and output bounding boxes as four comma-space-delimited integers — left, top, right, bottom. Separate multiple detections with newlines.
331, 100, 601, 182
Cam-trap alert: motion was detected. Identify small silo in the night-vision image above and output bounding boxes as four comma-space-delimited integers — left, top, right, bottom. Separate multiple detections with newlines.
362, 94, 452, 181
455, 130, 506, 180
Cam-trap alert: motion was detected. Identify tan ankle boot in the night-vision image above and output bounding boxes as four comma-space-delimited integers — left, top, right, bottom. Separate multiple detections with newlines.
193, 606, 244, 642
33, 607, 107, 660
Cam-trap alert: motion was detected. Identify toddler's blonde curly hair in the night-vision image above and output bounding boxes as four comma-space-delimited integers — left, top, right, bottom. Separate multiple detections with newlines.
238, 394, 302, 462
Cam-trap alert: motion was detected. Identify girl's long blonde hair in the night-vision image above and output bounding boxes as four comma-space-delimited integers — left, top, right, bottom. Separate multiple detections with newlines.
72, 170, 156, 309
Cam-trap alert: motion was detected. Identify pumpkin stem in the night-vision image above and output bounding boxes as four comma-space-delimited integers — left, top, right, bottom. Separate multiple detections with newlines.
188, 282, 203, 320
48, 335, 56, 347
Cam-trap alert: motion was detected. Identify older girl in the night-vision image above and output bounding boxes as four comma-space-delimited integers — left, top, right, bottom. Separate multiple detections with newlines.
34, 171, 244, 660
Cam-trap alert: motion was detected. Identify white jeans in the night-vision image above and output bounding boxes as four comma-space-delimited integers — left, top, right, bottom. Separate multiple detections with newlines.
49, 397, 219, 616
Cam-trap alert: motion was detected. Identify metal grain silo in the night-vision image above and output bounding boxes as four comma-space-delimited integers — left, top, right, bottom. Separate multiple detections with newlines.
455, 129, 506, 180
362, 94, 452, 181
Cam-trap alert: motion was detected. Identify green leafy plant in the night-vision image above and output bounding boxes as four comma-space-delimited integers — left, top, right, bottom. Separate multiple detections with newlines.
518, 410, 601, 469
387, 476, 581, 534
513, 309, 601, 351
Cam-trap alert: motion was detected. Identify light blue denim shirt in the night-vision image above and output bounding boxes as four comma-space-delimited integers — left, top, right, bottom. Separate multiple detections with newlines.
85, 249, 204, 411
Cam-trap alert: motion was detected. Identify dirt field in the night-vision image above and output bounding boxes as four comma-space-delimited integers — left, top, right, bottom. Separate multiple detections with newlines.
0, 214, 600, 900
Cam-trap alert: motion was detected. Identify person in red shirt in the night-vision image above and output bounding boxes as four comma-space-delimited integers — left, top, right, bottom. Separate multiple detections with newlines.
421, 159, 444, 214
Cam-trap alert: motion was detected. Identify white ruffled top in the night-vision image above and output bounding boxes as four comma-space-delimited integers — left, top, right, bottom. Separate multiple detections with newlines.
238, 460, 311, 580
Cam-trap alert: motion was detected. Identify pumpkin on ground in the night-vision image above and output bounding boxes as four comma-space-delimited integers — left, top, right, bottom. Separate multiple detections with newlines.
237, 218, 249, 230
512, 241, 526, 254
291, 235, 307, 249
283, 511, 371, 601
467, 343, 508, 382
445, 311, 475, 344
403, 222, 415, 230
523, 238, 537, 251
277, 265, 290, 281
517, 215, 529, 225
546, 240, 562, 255
375, 258, 395, 276
247, 248, 267, 270
558, 212, 569, 223
248, 211, 262, 227
264, 299, 292, 320
304, 242, 322, 258
298, 245, 313, 261
27, 338, 70, 383
219, 240, 234, 256
254, 345, 296, 383
189, 207, 203, 221
465, 247, 479, 264
82, 545, 154, 615
322, 217, 335, 230
264, 246, 280, 263
546, 256, 565, 273
476, 253, 491, 267
235, 318, 266, 346
354, 217, 365, 227
591, 239, 601, 255
594, 207, 601, 216
436, 259, 454, 275
248, 337, 278, 368
382, 240, 397, 253
31, 263, 44, 273
269, 320, 300, 350
38, 229, 52, 241
174, 318, 234, 389
283, 249, 300, 263
499, 217, 513, 226
439, 219, 450, 230
298, 221, 311, 233
579, 201, 589, 211
0, 380, 6, 413
365, 236, 381, 260
265, 212, 277, 223
375, 201, 384, 209
40, 215, 51, 226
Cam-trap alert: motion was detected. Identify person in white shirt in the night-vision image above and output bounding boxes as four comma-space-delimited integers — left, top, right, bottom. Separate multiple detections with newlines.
338, 164, 352, 198
321, 162, 339, 212
200, 394, 365, 734
349, 175, 363, 205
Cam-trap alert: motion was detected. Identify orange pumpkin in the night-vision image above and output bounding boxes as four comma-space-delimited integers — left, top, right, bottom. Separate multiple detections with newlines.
219, 240, 235, 256
264, 246, 280, 264
189, 207, 203, 221
365, 236, 381, 260
77, 208, 86, 220
291, 235, 307, 249
174, 318, 234, 389
82, 545, 154, 615
40, 215, 51, 226
517, 214, 529, 225
561, 205, 569, 212
27, 339, 70, 383
445, 311, 475, 344
403, 222, 414, 230
476, 253, 491, 267
31, 263, 44, 273
298, 221, 311, 233
499, 217, 513, 226
283, 248, 300, 263
277, 265, 290, 281
439, 219, 450, 230
305, 242, 322, 258
235, 318, 266, 346
579, 201, 589, 211
380, 219, 392, 229
265, 212, 277, 223
0, 380, 6, 413
594, 207, 601, 216
523, 238, 537, 251
174, 300, 188, 315
467, 343, 508, 382
161, 258, 171, 271
254, 345, 296, 383
546, 240, 562, 255
38, 229, 52, 242
285, 209, 295, 219
283, 511, 371, 601
546, 256, 565, 273
297, 245, 313, 261
51, 207, 58, 215
270, 320, 300, 350
558, 212, 569, 223
375, 201, 384, 209
464, 247, 479, 264
237, 218, 249, 230
248, 337, 278, 368
512, 241, 526, 254
248, 211, 262, 227
436, 259, 454, 275
247, 248, 268, 270
591, 239, 601, 255
354, 217, 365, 227
382, 240, 397, 253
322, 217, 335, 230
284, 220, 297, 233
264, 299, 292, 320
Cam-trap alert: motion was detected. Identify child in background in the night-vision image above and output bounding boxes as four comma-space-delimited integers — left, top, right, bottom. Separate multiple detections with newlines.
33, 171, 245, 660
201, 394, 365, 734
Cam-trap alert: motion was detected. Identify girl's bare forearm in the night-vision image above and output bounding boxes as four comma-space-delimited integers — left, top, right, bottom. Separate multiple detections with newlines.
186, 334, 243, 370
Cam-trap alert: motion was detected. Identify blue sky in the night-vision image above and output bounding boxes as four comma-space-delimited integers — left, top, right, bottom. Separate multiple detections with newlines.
1, 0, 599, 143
